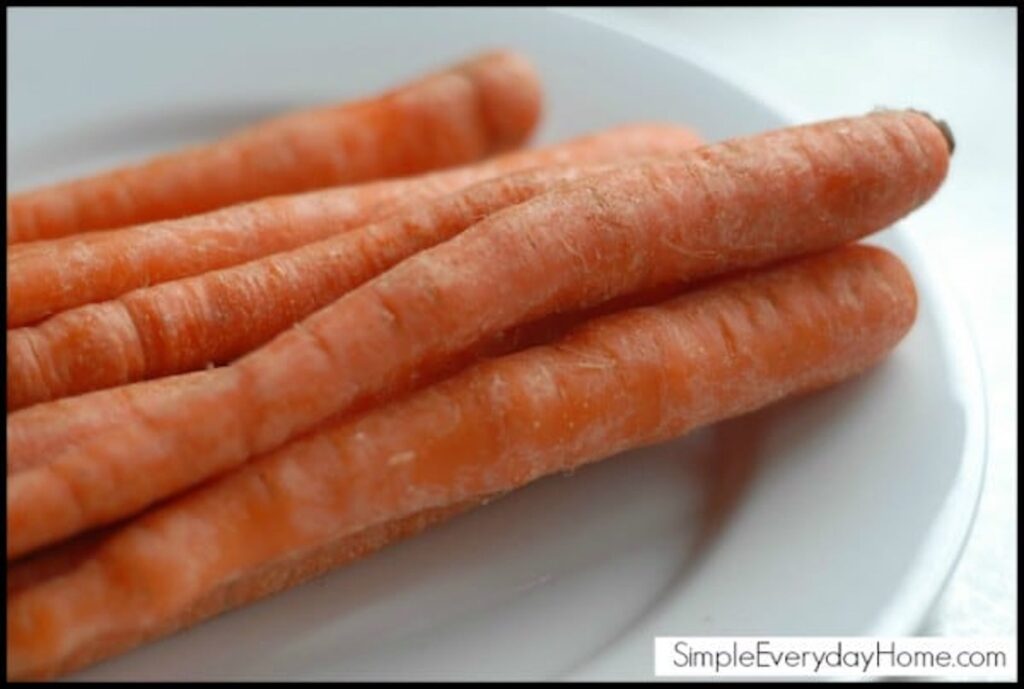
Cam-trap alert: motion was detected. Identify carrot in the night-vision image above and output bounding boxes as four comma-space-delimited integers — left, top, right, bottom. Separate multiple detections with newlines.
5, 110, 951, 559
5, 50, 542, 245
6, 499, 482, 681
6, 123, 704, 327
7, 528, 114, 598
6, 245, 919, 680
5, 161, 627, 410
7, 374, 209, 476
6, 282, 674, 475
6, 496, 493, 600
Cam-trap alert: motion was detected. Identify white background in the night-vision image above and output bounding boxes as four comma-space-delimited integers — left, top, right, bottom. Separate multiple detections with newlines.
566, 6, 1017, 647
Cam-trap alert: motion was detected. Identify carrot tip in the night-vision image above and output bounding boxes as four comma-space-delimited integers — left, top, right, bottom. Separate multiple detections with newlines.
907, 108, 956, 156
871, 107, 955, 156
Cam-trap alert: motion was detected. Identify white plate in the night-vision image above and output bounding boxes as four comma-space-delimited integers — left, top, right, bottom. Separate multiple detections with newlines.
7, 8, 987, 682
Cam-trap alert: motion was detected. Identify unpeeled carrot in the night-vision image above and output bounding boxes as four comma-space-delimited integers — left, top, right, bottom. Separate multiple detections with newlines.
5, 162, 629, 410
7, 498, 482, 680
7, 374, 210, 476
6, 245, 919, 680
5, 110, 951, 559
7, 527, 114, 597
6, 123, 703, 327
6, 498, 482, 598
6, 50, 542, 244
5, 281, 675, 475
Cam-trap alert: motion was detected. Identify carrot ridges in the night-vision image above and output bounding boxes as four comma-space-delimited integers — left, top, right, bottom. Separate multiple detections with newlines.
6, 244, 918, 680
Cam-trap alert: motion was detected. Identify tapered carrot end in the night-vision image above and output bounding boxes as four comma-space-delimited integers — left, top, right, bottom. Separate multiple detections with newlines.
458, 50, 543, 151
874, 107, 955, 156
907, 109, 955, 156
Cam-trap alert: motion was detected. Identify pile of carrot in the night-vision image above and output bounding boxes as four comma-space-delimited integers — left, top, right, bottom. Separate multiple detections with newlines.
5, 49, 952, 680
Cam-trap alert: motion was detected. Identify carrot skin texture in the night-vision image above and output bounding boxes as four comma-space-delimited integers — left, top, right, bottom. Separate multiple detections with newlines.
5, 50, 541, 244
7, 486, 489, 598
5, 286, 657, 476
5, 162, 625, 410
7, 528, 113, 597
6, 123, 704, 327
6, 499, 481, 681
5, 110, 950, 559
7, 374, 210, 475
6, 245, 918, 680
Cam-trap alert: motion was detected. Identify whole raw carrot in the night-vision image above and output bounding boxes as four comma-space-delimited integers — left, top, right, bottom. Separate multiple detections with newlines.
7, 374, 208, 475
7, 498, 482, 681
6, 50, 542, 244
6, 498, 481, 598
5, 162, 625, 409
5, 283, 668, 475
6, 123, 703, 327
5, 110, 951, 559
6, 245, 918, 680
7, 527, 113, 597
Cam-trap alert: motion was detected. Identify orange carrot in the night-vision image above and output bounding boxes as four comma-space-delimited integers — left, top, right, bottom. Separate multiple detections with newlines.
6, 498, 481, 680
5, 283, 669, 476
7, 374, 208, 475
5, 162, 628, 410
6, 50, 542, 244
6, 245, 919, 680
5, 110, 951, 559
5, 498, 480, 598
7, 528, 114, 597
6, 123, 703, 327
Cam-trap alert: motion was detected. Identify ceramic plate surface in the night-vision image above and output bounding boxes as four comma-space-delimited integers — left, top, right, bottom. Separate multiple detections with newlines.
7, 8, 986, 681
